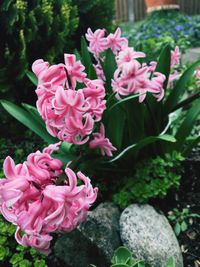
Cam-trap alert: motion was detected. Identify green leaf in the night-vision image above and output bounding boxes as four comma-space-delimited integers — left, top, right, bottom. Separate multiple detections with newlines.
112, 247, 132, 264
102, 49, 117, 93
165, 257, 176, 267
108, 93, 144, 111
26, 71, 38, 86
0, 100, 57, 144
174, 99, 200, 151
53, 151, 75, 166
164, 59, 200, 114
174, 222, 181, 236
155, 44, 171, 89
105, 105, 126, 150
88, 64, 97, 80
74, 49, 81, 60
181, 221, 188, 232
81, 36, 92, 73
109, 135, 176, 163
22, 103, 46, 128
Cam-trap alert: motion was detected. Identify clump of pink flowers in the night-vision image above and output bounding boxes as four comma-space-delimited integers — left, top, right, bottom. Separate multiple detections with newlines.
32, 27, 167, 157
0, 143, 97, 253
1, 27, 169, 253
86, 28, 166, 103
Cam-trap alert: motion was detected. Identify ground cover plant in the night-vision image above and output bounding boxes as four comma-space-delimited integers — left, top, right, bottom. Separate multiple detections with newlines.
121, 10, 200, 61
91, 246, 176, 267
0, 26, 200, 265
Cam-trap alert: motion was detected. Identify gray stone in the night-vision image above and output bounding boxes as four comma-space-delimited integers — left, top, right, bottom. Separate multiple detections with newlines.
54, 202, 121, 267
120, 204, 183, 267
182, 47, 200, 64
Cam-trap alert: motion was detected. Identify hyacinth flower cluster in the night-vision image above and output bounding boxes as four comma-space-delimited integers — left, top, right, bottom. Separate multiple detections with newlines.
31, 28, 167, 158
0, 143, 98, 253
86, 28, 166, 103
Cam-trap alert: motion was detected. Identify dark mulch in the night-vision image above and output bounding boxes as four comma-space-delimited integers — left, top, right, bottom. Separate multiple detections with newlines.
177, 151, 200, 267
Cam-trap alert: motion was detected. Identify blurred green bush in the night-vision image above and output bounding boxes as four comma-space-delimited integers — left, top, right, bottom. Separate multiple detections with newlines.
0, 0, 79, 103
72, 0, 115, 41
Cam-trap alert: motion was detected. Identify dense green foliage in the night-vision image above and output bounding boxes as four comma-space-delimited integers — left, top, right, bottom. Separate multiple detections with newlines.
113, 152, 184, 208
0, 0, 79, 101
122, 10, 200, 61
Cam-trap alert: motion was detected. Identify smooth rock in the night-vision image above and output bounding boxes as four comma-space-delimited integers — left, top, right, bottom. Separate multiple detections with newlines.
182, 47, 200, 64
54, 202, 121, 267
120, 204, 183, 267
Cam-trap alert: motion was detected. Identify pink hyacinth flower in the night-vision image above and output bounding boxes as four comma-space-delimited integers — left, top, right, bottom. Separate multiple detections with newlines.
86, 28, 107, 57
171, 46, 181, 68
32, 60, 66, 87
116, 47, 146, 68
89, 123, 117, 157
1, 145, 98, 254
15, 227, 52, 254
42, 168, 98, 232
196, 66, 200, 79
107, 27, 128, 55
64, 54, 87, 89
167, 70, 180, 89
32, 59, 49, 78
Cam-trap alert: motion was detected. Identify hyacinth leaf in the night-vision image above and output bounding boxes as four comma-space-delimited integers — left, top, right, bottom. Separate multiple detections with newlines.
108, 93, 144, 111
105, 105, 126, 150
88, 64, 97, 80
112, 247, 132, 264
183, 136, 200, 156
74, 49, 81, 60
53, 151, 75, 166
102, 49, 117, 93
26, 71, 38, 86
171, 91, 200, 112
174, 99, 200, 151
144, 45, 170, 135
81, 36, 92, 73
164, 59, 200, 114
0, 100, 57, 144
155, 44, 171, 89
60, 141, 72, 154
22, 103, 46, 128
109, 135, 176, 163
125, 98, 145, 144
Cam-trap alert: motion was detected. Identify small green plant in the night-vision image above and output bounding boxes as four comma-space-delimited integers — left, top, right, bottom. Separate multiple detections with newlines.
113, 152, 184, 207
0, 216, 47, 267
168, 208, 200, 236
91, 246, 176, 267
